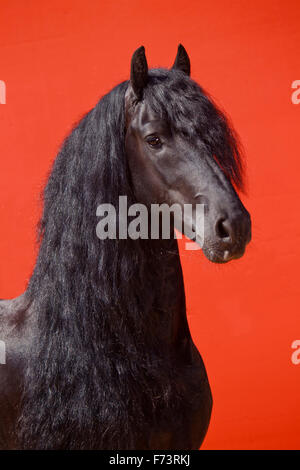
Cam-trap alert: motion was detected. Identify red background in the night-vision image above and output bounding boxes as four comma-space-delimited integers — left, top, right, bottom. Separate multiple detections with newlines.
0, 0, 299, 449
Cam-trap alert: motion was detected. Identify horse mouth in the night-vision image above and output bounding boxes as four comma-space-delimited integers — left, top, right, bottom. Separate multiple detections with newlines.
190, 231, 248, 263
202, 244, 247, 264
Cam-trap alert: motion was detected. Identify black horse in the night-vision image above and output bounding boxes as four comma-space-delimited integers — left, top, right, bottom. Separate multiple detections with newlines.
0, 45, 251, 449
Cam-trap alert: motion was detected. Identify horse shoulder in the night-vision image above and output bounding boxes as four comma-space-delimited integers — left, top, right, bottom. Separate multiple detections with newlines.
0, 293, 34, 448
0, 292, 33, 391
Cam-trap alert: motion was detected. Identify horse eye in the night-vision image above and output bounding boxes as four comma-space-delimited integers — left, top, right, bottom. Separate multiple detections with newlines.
146, 135, 162, 148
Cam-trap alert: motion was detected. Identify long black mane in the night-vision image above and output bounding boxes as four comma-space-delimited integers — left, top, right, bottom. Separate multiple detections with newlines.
18, 69, 243, 449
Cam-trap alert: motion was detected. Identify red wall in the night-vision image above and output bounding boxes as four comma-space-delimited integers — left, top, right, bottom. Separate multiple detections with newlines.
0, 0, 299, 449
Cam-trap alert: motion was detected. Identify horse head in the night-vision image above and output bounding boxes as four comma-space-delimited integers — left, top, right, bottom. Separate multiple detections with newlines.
124, 45, 251, 263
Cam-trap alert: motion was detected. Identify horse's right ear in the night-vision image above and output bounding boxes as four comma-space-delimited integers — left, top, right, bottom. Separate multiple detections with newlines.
130, 46, 148, 101
171, 44, 191, 76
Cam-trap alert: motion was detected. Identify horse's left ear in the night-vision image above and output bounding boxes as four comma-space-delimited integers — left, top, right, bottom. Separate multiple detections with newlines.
171, 44, 191, 76
130, 45, 148, 101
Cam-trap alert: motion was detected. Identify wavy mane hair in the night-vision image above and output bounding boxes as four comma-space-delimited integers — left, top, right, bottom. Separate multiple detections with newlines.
18, 68, 243, 449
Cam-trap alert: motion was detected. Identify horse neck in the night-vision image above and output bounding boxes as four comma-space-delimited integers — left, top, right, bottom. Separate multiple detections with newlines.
140, 237, 188, 345
27, 230, 187, 353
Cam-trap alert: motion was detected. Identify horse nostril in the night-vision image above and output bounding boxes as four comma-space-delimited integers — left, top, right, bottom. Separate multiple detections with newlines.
216, 218, 231, 240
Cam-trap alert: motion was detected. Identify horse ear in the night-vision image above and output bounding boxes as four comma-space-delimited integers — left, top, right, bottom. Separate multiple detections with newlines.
130, 45, 148, 101
171, 44, 191, 76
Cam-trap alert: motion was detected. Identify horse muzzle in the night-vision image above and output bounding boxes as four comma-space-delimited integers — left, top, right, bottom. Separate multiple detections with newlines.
202, 208, 252, 263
